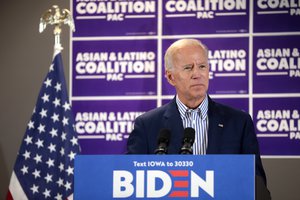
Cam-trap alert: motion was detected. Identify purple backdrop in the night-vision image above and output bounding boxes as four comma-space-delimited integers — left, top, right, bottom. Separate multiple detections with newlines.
254, 1, 300, 32
72, 40, 157, 96
253, 97, 300, 155
253, 35, 300, 93
71, 0, 300, 156
163, 0, 249, 34
72, 100, 156, 154
73, 0, 157, 36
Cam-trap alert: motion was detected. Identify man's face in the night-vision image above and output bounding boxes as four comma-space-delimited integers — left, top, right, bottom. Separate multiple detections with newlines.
166, 44, 209, 106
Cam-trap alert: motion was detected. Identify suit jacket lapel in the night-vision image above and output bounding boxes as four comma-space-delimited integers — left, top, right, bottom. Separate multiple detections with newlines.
206, 97, 224, 154
163, 98, 184, 154
161, 97, 225, 154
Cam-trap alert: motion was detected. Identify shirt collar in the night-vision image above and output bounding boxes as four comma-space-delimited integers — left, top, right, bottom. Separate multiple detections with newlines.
176, 94, 208, 120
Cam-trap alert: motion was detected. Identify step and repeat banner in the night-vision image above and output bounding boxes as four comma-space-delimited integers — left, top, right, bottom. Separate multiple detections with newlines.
71, 0, 300, 157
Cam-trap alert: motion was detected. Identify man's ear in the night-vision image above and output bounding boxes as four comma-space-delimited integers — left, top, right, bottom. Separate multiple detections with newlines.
166, 70, 175, 86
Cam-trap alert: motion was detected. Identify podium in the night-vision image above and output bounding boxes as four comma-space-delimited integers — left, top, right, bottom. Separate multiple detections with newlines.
74, 155, 255, 199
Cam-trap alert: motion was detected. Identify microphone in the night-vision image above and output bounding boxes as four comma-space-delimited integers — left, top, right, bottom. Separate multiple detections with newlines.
180, 128, 195, 154
154, 129, 171, 155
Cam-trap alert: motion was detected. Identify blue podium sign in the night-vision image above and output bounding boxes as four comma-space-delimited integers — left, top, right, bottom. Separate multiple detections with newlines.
74, 155, 254, 200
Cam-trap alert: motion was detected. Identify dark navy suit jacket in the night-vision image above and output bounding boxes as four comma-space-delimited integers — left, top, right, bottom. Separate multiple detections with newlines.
127, 96, 267, 184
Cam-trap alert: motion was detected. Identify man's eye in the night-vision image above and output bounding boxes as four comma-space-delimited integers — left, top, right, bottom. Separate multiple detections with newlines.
183, 65, 192, 70
198, 64, 207, 69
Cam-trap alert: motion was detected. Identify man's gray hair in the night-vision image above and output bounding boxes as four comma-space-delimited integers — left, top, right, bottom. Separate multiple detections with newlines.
164, 39, 208, 71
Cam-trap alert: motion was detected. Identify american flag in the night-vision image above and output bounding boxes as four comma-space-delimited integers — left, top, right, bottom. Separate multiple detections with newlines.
7, 49, 80, 200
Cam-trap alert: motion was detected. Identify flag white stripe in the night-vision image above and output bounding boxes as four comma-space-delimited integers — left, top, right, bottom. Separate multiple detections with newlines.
9, 171, 28, 200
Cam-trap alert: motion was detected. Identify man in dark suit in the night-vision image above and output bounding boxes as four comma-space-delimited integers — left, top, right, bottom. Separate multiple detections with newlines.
127, 39, 269, 195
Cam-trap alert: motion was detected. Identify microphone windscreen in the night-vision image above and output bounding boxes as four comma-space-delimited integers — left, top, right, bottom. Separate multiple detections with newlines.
183, 127, 195, 143
157, 129, 171, 145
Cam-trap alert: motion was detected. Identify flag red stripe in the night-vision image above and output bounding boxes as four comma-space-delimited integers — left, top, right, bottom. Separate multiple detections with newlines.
6, 190, 13, 200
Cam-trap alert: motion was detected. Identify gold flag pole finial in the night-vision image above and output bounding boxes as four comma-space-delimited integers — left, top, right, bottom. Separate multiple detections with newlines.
39, 5, 75, 51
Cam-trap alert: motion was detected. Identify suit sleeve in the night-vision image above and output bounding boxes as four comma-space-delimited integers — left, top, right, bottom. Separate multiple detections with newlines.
242, 113, 267, 185
126, 116, 148, 154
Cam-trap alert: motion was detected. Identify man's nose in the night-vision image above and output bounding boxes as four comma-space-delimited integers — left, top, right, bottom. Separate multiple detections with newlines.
192, 62, 202, 77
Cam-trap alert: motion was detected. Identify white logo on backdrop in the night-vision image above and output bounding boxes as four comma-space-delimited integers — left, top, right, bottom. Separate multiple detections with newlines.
75, 51, 156, 81
256, 48, 300, 78
257, 0, 300, 16
76, 0, 156, 21
165, 0, 247, 19
256, 109, 300, 140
